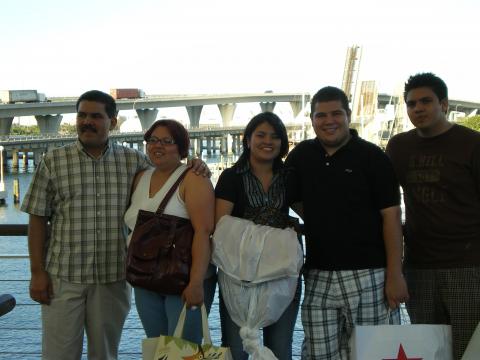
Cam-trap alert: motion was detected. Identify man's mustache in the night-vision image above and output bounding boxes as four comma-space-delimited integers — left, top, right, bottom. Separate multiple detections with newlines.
80, 124, 97, 133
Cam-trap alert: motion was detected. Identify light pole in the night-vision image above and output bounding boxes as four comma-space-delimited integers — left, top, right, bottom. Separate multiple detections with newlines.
0, 145, 6, 203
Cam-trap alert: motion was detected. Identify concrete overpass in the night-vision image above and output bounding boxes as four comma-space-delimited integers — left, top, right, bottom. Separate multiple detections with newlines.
0, 93, 310, 135
378, 93, 480, 116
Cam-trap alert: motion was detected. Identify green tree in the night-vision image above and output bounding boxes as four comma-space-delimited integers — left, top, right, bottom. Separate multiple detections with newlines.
59, 123, 76, 134
11, 124, 40, 135
458, 115, 480, 131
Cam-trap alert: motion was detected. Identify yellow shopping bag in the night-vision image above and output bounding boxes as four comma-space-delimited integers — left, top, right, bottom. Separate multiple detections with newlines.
142, 304, 232, 360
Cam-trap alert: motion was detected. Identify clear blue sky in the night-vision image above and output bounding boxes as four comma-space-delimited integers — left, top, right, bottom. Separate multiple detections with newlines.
1, 0, 479, 101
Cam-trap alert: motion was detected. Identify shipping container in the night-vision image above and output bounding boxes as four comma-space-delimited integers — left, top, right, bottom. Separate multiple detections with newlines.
37, 93, 48, 102
0, 90, 39, 103
109, 88, 144, 99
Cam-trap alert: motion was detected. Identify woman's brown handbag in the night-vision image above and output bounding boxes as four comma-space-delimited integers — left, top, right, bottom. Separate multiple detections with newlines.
126, 168, 193, 295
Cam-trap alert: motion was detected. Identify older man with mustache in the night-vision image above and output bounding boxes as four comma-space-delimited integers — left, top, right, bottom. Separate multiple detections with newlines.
21, 90, 209, 360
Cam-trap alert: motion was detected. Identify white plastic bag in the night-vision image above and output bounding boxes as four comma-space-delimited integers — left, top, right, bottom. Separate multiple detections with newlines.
212, 215, 302, 283
212, 215, 303, 359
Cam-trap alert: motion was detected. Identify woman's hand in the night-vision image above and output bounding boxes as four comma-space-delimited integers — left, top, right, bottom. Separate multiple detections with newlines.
181, 281, 204, 309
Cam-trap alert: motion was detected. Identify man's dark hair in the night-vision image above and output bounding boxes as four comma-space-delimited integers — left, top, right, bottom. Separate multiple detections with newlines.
310, 86, 351, 118
404, 72, 448, 102
76, 90, 117, 118
235, 111, 289, 170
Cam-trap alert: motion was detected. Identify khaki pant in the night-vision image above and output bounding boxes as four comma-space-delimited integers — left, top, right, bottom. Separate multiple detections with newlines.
41, 277, 131, 360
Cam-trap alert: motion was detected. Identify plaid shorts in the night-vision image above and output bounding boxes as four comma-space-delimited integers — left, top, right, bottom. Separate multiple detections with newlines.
404, 266, 480, 360
301, 268, 399, 360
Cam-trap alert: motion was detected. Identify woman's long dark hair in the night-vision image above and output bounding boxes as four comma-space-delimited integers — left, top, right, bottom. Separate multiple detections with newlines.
235, 112, 289, 170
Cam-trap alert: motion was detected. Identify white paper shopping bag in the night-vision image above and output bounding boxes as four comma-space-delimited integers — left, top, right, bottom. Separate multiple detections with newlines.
349, 324, 453, 360
461, 322, 480, 360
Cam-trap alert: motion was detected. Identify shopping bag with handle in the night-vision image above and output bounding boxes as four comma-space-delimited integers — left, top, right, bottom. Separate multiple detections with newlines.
142, 304, 232, 360
349, 313, 453, 360
461, 321, 480, 360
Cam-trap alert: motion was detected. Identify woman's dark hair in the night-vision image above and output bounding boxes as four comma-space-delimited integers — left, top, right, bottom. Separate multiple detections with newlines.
235, 112, 289, 169
144, 119, 190, 159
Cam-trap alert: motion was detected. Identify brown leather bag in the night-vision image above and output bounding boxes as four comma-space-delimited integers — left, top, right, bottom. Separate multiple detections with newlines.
126, 168, 193, 295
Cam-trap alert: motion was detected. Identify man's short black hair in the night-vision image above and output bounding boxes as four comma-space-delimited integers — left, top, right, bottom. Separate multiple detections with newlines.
404, 73, 448, 102
310, 86, 351, 118
76, 90, 117, 118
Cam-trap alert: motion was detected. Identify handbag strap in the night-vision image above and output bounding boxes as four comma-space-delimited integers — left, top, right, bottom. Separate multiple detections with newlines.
173, 304, 212, 344
385, 308, 394, 325
155, 167, 190, 215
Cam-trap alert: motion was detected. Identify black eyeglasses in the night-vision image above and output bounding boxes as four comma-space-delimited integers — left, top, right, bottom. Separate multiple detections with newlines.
146, 137, 176, 145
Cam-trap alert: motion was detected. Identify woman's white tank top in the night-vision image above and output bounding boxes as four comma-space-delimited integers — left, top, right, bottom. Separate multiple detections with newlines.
124, 164, 189, 245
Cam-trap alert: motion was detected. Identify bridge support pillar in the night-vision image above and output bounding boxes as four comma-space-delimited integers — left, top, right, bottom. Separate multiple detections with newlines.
116, 115, 127, 131
231, 136, 236, 154
201, 137, 205, 156
186, 106, 203, 128
206, 137, 212, 156
12, 150, 19, 168
232, 135, 242, 154
1, 150, 6, 168
23, 152, 28, 167
238, 135, 243, 154
289, 101, 303, 117
136, 109, 158, 131
213, 137, 218, 154
192, 138, 201, 157
0, 117, 14, 136
35, 114, 63, 134
220, 136, 228, 155
260, 102, 276, 113
227, 134, 234, 154
218, 103, 236, 127
188, 141, 194, 157
34, 151, 44, 166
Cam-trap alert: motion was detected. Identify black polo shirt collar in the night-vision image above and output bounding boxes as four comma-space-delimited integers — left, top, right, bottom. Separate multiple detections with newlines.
312, 128, 359, 157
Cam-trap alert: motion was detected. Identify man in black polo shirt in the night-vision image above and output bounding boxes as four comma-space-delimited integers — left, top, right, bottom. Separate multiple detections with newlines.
286, 86, 409, 359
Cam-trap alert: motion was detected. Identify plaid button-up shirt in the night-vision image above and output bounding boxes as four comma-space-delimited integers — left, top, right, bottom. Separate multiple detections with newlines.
21, 139, 149, 284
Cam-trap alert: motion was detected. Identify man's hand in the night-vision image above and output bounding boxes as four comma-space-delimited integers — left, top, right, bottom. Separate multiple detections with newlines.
385, 272, 409, 309
30, 270, 53, 305
187, 158, 211, 178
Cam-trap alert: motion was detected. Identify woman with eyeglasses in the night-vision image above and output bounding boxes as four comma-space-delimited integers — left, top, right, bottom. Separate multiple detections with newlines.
124, 119, 216, 343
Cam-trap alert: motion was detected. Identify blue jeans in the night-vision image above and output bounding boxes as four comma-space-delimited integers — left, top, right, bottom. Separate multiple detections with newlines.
220, 279, 301, 360
134, 268, 217, 344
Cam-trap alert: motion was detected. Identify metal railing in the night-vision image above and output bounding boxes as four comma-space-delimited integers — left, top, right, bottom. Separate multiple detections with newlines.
0, 224, 305, 359
0, 224, 28, 236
